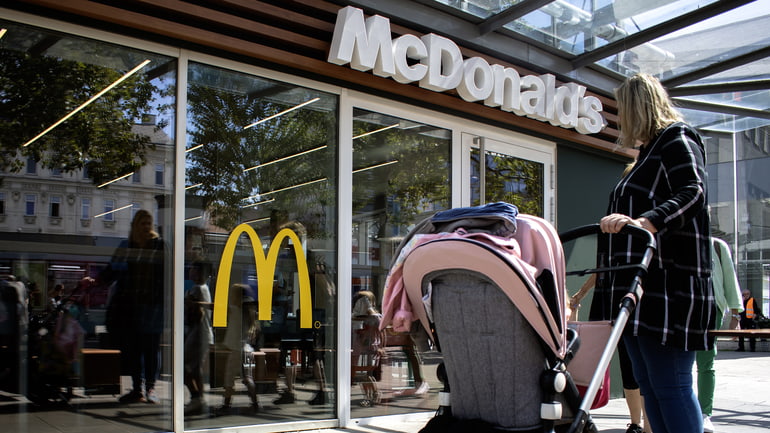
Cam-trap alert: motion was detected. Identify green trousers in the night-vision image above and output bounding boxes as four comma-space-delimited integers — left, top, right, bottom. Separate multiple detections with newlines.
695, 345, 717, 416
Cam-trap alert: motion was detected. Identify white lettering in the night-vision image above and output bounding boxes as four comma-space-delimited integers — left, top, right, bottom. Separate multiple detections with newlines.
392, 34, 428, 83
551, 83, 583, 128
327, 6, 394, 77
577, 96, 604, 134
328, 6, 604, 135
456, 57, 494, 102
520, 75, 545, 119
485, 65, 523, 115
420, 34, 464, 92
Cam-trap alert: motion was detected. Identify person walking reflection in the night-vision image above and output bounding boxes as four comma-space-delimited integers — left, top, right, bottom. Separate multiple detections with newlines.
103, 209, 167, 404
213, 283, 260, 416
184, 260, 213, 414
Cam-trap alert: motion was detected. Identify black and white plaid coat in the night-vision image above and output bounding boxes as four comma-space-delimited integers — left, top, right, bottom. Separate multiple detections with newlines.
605, 122, 715, 351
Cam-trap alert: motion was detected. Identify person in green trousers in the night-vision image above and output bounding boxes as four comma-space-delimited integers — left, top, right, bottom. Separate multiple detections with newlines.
696, 237, 743, 433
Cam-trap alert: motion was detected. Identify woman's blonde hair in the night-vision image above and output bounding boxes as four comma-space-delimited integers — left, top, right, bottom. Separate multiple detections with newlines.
129, 209, 159, 246
615, 73, 682, 149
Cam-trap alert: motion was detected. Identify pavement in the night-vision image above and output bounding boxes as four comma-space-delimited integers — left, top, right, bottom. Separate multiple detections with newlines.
327, 345, 769, 433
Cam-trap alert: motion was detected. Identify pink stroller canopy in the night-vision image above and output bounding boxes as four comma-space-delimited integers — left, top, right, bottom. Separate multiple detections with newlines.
381, 213, 568, 359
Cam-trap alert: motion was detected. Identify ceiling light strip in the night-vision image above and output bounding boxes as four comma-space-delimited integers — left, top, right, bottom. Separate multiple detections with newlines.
94, 203, 133, 219
243, 145, 327, 172
243, 97, 321, 130
352, 123, 399, 140
241, 198, 275, 209
352, 160, 399, 173
97, 171, 134, 188
242, 216, 271, 224
242, 177, 327, 201
186, 143, 205, 153
23, 59, 152, 147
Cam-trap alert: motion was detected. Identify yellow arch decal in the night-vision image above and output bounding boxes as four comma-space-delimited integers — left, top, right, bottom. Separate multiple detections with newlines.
212, 225, 312, 329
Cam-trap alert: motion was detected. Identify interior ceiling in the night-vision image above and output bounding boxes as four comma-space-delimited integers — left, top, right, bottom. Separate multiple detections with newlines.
342, 0, 770, 133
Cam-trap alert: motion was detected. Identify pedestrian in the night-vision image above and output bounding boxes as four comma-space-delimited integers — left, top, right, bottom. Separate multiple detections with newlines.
737, 289, 758, 352
696, 237, 743, 432
598, 73, 714, 433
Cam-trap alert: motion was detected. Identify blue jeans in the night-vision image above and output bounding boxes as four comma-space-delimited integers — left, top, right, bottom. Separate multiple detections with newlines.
623, 334, 702, 433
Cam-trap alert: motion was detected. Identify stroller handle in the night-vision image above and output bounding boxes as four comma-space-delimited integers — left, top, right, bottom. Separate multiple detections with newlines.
559, 223, 656, 252
559, 223, 656, 433
559, 223, 656, 280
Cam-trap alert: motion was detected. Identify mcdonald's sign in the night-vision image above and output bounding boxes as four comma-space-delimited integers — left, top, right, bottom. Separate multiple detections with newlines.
212, 224, 312, 329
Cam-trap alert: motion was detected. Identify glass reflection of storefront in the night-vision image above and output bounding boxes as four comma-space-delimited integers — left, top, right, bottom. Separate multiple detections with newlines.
0, 20, 176, 432
350, 109, 450, 417
705, 127, 770, 316
183, 63, 339, 428
471, 148, 545, 215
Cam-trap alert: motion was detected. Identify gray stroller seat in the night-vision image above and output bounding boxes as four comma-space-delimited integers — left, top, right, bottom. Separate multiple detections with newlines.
430, 270, 545, 429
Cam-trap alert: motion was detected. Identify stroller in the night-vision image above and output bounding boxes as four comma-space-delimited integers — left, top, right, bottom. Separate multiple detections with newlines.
380, 203, 654, 433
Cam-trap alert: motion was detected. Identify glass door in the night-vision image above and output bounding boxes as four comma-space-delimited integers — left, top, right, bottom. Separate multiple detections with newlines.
463, 133, 553, 221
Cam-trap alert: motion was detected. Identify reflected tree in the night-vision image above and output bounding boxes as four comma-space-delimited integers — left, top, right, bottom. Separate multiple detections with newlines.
472, 150, 544, 216
0, 49, 167, 185
352, 125, 451, 230
484, 153, 543, 216
185, 82, 335, 233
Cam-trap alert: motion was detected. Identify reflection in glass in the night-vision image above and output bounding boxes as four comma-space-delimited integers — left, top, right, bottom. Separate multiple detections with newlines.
350, 108, 450, 418
184, 62, 338, 428
703, 124, 770, 314
0, 20, 175, 433
471, 148, 544, 216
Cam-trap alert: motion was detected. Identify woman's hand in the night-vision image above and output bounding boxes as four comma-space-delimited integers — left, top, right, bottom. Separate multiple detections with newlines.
600, 213, 657, 233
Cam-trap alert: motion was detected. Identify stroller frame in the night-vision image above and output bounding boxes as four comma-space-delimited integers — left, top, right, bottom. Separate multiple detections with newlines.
384, 211, 654, 433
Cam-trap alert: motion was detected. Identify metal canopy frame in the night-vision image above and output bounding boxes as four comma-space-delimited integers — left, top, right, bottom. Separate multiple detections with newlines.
350, 0, 770, 132
569, 0, 753, 70
477, 0, 554, 35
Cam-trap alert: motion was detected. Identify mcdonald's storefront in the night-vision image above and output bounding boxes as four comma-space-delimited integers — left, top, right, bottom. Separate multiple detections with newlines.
0, 1, 633, 432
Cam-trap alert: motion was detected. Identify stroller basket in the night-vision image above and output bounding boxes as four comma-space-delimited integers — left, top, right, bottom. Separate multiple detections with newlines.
381, 206, 654, 433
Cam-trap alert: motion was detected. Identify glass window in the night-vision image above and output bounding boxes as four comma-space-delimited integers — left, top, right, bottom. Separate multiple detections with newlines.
26, 155, 37, 174
469, 138, 548, 216
0, 20, 176, 432
350, 108, 451, 418
25, 194, 36, 216
103, 199, 115, 221
50, 195, 61, 217
155, 163, 164, 185
133, 168, 142, 183
81, 197, 91, 219
0, 192, 5, 215
704, 123, 770, 318
184, 62, 338, 429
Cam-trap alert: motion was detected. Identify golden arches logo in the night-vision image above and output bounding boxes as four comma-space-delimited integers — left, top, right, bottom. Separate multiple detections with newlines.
212, 224, 311, 329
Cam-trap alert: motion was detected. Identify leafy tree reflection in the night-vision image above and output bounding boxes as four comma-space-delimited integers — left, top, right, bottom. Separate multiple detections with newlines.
0, 47, 169, 186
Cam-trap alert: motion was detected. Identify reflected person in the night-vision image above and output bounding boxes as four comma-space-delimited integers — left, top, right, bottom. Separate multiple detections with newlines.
214, 283, 260, 416
184, 260, 213, 415
103, 209, 167, 404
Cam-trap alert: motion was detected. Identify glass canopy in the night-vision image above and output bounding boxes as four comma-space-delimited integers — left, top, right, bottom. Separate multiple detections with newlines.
412, 0, 770, 133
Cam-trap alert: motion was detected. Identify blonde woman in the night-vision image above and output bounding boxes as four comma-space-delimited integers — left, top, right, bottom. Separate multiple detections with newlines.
103, 209, 167, 404
598, 74, 714, 433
